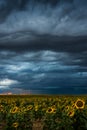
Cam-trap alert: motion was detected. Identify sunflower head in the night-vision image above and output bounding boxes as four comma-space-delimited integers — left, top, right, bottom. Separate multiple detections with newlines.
10, 106, 19, 114
12, 122, 19, 128
65, 105, 70, 111
27, 105, 33, 111
68, 110, 75, 117
46, 107, 56, 114
0, 105, 4, 112
46, 107, 53, 113
75, 99, 85, 109
35, 105, 38, 111
72, 103, 75, 108
52, 108, 56, 113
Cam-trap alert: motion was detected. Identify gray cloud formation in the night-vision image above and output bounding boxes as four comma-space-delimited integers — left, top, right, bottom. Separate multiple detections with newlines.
0, 0, 87, 36
0, 50, 87, 94
0, 0, 87, 94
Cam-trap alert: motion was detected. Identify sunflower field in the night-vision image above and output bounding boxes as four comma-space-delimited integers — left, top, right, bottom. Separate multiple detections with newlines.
0, 95, 87, 130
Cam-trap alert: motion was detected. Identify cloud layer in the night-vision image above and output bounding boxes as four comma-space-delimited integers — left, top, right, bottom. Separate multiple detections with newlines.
0, 0, 87, 36
0, 50, 87, 94
0, 0, 87, 94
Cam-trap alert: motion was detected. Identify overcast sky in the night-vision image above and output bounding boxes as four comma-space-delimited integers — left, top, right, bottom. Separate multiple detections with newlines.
0, 0, 87, 94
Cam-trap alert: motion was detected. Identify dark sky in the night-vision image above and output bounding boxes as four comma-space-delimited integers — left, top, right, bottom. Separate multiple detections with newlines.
0, 0, 87, 94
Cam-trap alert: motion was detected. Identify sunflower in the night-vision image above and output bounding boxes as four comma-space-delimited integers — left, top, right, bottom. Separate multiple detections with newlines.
35, 105, 38, 111
75, 99, 85, 109
10, 106, 19, 114
0, 105, 4, 112
46, 107, 56, 114
12, 122, 19, 128
52, 108, 56, 113
20, 106, 26, 113
68, 110, 75, 117
65, 105, 70, 111
72, 103, 75, 108
26, 105, 33, 111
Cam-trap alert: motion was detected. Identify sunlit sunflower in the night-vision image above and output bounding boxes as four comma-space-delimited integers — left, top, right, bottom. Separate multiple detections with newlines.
35, 105, 38, 111
52, 108, 56, 113
65, 105, 70, 111
46, 107, 56, 114
26, 105, 33, 111
20, 106, 26, 113
68, 110, 75, 117
0, 105, 4, 112
12, 122, 19, 128
75, 99, 85, 109
42, 108, 46, 111
10, 106, 19, 114
72, 103, 75, 108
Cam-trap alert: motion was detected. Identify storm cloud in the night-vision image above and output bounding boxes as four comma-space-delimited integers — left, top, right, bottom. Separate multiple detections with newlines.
0, 0, 87, 35
0, 50, 87, 94
0, 0, 87, 94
